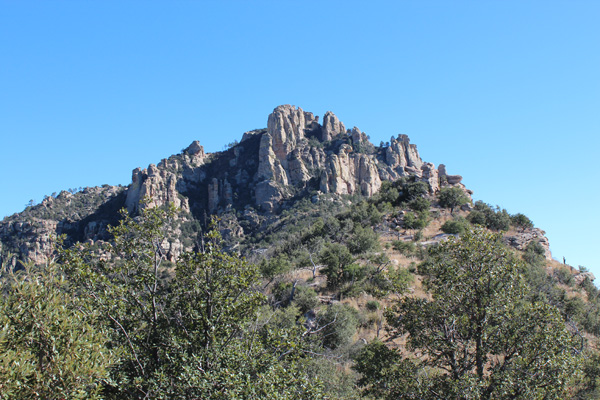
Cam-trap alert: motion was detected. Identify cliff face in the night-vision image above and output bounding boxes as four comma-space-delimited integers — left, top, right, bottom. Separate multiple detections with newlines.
254, 105, 430, 211
123, 104, 443, 216
0, 105, 467, 265
0, 186, 126, 267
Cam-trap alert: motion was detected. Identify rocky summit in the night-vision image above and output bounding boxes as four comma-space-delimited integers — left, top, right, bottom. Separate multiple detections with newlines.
0, 105, 489, 266
123, 104, 467, 215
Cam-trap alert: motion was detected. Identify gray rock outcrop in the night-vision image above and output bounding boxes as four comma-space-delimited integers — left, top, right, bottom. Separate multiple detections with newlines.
505, 228, 552, 260
439, 164, 463, 185
321, 111, 346, 142
574, 272, 595, 285
381, 134, 424, 180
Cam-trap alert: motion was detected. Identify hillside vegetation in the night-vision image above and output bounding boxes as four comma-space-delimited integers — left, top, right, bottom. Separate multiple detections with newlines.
1, 105, 598, 398
1, 183, 598, 399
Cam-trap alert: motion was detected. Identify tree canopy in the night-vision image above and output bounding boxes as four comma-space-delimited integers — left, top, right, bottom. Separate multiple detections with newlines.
437, 186, 470, 213
0, 262, 116, 399
55, 206, 326, 399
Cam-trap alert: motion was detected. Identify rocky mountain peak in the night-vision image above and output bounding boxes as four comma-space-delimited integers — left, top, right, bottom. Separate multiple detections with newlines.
184, 140, 205, 158
266, 105, 314, 160
1, 105, 474, 265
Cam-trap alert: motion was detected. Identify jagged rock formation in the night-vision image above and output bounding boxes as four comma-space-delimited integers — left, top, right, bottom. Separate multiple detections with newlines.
125, 141, 206, 213
0, 104, 526, 266
321, 111, 345, 142
253, 105, 431, 211
439, 164, 463, 185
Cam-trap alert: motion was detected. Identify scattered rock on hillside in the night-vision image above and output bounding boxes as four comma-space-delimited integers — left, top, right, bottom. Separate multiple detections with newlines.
505, 228, 552, 260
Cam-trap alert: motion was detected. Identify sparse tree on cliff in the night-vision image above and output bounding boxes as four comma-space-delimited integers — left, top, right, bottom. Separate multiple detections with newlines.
511, 212, 534, 231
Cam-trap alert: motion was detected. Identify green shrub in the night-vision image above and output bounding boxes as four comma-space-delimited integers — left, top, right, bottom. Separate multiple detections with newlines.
467, 210, 487, 226
523, 241, 546, 267
387, 266, 414, 293
272, 281, 294, 306
260, 255, 292, 279
292, 286, 319, 313
403, 211, 429, 230
348, 225, 379, 255
441, 216, 470, 235
564, 296, 587, 326
401, 181, 429, 202
392, 240, 416, 255
438, 187, 469, 213
554, 267, 574, 286
317, 303, 359, 350
320, 243, 354, 290
467, 201, 511, 231
413, 230, 423, 242
366, 300, 380, 312
408, 197, 430, 212
407, 262, 417, 273
0, 264, 116, 399
486, 208, 511, 231
374, 181, 400, 205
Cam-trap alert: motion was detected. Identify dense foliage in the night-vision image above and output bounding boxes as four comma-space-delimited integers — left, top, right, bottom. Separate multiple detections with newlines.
0, 262, 115, 399
356, 229, 583, 399
55, 206, 326, 399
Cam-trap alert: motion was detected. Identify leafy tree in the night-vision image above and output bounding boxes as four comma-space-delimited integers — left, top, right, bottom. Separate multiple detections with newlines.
272, 282, 319, 313
467, 201, 511, 231
401, 181, 429, 202
60, 206, 324, 399
60, 205, 181, 397
319, 243, 355, 290
441, 216, 470, 235
378, 228, 582, 399
260, 254, 292, 280
511, 212, 534, 231
408, 196, 431, 212
0, 262, 116, 399
576, 351, 600, 399
354, 340, 423, 399
374, 181, 400, 205
403, 211, 429, 230
383, 265, 414, 295
292, 285, 319, 313
466, 209, 487, 226
485, 206, 511, 231
346, 201, 383, 226
437, 186, 469, 213
347, 225, 379, 255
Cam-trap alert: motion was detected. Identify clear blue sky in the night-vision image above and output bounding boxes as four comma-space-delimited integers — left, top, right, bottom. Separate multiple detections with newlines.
1, 1, 598, 276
